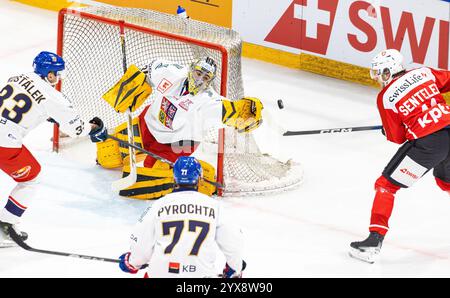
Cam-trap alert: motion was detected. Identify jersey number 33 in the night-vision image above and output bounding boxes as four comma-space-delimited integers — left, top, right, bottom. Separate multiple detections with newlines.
0, 84, 33, 124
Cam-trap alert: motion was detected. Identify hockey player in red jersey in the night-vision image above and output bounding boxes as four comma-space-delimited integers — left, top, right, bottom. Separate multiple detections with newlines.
349, 49, 450, 263
0, 51, 106, 247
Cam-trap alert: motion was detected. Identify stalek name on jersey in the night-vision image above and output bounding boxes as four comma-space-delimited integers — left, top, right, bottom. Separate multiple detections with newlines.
8, 74, 47, 104
0, 72, 89, 149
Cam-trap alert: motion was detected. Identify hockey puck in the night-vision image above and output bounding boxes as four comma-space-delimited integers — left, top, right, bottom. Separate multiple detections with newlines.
277, 99, 284, 109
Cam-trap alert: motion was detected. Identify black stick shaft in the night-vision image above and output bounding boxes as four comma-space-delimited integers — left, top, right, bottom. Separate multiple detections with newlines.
8, 228, 119, 264
108, 134, 173, 166
283, 125, 382, 136
107, 134, 223, 189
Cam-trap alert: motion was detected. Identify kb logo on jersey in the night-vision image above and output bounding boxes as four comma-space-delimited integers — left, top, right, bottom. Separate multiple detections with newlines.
168, 262, 197, 274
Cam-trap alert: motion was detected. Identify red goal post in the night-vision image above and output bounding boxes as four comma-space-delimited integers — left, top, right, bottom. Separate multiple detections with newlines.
54, 6, 303, 196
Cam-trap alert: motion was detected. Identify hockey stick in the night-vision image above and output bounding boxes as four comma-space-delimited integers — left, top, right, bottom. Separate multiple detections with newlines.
268, 99, 382, 136
111, 21, 138, 191
107, 134, 223, 190
283, 125, 382, 136
7, 227, 119, 264
108, 134, 173, 165
7, 227, 149, 268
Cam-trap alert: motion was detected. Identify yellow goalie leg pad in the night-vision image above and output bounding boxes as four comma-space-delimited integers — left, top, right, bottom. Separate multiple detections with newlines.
96, 137, 123, 169
96, 117, 144, 169
115, 117, 144, 160
222, 97, 264, 133
119, 162, 174, 200
119, 160, 216, 199
102, 64, 152, 113
198, 160, 217, 196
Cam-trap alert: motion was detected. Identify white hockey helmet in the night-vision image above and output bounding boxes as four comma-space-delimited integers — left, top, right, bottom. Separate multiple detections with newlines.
370, 49, 405, 86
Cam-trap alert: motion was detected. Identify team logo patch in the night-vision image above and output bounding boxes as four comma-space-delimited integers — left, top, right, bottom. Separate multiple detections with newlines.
157, 78, 173, 93
11, 166, 31, 180
179, 98, 194, 111
399, 168, 419, 180
159, 97, 177, 129
168, 262, 180, 274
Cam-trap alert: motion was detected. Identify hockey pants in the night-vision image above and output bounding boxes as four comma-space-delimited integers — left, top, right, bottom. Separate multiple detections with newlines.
370, 128, 450, 235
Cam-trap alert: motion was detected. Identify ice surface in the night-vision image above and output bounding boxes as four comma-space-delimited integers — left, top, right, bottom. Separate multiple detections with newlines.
2, 1, 450, 278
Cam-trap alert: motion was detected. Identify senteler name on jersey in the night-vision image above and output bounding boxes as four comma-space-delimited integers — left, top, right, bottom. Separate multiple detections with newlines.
157, 203, 216, 218
8, 74, 46, 104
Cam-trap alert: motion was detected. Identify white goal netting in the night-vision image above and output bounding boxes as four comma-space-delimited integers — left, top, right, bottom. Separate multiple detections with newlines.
57, 6, 303, 196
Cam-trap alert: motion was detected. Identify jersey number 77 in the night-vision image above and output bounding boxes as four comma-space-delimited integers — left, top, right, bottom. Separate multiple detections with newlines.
163, 220, 210, 256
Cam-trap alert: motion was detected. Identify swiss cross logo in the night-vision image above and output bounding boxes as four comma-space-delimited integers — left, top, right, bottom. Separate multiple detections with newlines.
157, 78, 173, 94
265, 0, 339, 55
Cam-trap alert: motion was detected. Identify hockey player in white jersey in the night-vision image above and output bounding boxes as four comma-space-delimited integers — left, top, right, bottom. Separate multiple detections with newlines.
137, 57, 263, 168
118, 156, 246, 278
99, 56, 263, 199
0, 51, 107, 246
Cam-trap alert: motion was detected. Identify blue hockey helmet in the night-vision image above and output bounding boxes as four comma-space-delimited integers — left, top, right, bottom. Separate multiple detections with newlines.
33, 51, 65, 78
173, 156, 202, 186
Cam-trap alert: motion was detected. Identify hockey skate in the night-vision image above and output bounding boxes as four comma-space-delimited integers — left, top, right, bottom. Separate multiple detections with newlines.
0, 221, 28, 248
349, 232, 384, 264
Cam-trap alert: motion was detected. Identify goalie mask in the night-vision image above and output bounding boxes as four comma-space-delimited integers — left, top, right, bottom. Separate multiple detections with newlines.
187, 57, 217, 95
370, 49, 405, 87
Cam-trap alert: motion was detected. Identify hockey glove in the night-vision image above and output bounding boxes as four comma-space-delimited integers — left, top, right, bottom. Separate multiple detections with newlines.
119, 252, 140, 274
222, 260, 247, 278
89, 117, 107, 143
222, 97, 263, 133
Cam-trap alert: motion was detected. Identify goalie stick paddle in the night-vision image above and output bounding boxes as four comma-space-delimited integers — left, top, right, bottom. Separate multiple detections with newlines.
107, 134, 223, 190
283, 125, 383, 136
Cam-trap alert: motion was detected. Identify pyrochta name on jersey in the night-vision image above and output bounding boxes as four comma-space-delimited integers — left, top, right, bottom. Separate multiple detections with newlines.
157, 203, 216, 218
8, 74, 46, 104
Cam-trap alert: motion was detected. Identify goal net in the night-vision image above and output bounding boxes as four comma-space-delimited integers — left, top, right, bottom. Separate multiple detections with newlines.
56, 6, 303, 196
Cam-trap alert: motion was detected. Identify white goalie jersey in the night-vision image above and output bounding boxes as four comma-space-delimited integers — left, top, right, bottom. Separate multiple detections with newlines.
128, 190, 245, 278
140, 59, 224, 144
0, 72, 89, 148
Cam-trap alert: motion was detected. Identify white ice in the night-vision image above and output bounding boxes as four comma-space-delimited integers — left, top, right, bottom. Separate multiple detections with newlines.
2, 1, 450, 278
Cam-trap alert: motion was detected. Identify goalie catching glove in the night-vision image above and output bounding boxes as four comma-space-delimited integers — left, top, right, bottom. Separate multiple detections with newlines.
102, 64, 152, 113
222, 97, 263, 133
